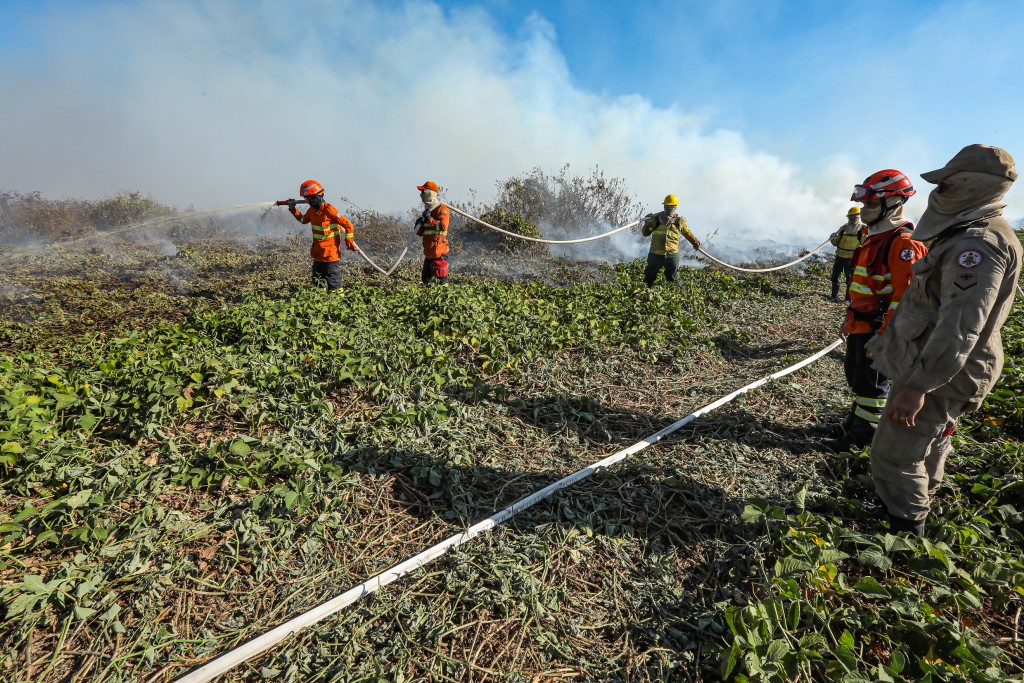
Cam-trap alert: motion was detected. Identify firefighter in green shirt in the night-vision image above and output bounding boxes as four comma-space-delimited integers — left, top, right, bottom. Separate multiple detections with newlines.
641, 194, 701, 287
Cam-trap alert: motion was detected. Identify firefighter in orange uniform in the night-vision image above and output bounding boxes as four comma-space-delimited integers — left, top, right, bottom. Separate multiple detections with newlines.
287, 179, 356, 292
414, 180, 451, 285
823, 169, 928, 452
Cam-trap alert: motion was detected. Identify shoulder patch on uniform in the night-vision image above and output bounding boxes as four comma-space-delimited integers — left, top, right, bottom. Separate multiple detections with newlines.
899, 247, 915, 261
956, 249, 984, 269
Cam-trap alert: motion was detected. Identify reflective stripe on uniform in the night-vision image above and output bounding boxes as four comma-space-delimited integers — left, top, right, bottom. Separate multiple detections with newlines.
855, 395, 886, 409
852, 267, 892, 296
312, 223, 342, 239
855, 406, 882, 423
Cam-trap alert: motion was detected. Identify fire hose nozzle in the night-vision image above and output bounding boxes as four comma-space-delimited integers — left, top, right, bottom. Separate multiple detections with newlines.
275, 199, 308, 206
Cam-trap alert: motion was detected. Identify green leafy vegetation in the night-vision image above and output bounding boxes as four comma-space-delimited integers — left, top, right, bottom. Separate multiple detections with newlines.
0, 199, 1020, 682
477, 209, 544, 253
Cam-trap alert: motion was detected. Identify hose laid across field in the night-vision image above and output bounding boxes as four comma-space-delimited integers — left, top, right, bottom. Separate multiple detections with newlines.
695, 239, 831, 273
352, 219, 424, 276
354, 238, 411, 277
355, 245, 404, 276
450, 206, 641, 244
450, 206, 828, 273
173, 338, 844, 683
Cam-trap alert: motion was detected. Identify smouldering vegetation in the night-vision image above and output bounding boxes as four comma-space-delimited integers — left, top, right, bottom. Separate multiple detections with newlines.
0, 192, 1021, 682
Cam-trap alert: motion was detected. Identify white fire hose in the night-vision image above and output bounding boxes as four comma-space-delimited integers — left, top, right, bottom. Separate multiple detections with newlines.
173, 339, 843, 683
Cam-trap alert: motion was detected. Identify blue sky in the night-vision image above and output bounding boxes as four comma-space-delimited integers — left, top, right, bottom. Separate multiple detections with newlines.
445, 0, 1023, 170
1, 0, 1022, 250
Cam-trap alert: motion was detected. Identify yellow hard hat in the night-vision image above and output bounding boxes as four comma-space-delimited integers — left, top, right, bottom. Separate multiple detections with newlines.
663, 194, 679, 206
847, 206, 861, 216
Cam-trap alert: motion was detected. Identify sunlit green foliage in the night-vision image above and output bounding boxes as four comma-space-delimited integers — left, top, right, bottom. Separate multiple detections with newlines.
0, 209, 1020, 682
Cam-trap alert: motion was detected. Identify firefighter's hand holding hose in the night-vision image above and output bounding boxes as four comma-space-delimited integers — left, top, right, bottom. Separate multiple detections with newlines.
275, 198, 303, 220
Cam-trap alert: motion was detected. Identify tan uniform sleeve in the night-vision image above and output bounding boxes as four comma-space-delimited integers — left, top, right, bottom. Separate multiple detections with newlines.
679, 217, 699, 247
903, 237, 1008, 393
829, 226, 843, 247
641, 216, 656, 237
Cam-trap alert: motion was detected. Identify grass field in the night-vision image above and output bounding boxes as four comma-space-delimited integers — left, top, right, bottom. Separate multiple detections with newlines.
1, 196, 1022, 682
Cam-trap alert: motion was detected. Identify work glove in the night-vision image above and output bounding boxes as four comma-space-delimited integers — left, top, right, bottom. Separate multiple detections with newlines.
691, 238, 701, 250
345, 238, 357, 252
287, 199, 297, 210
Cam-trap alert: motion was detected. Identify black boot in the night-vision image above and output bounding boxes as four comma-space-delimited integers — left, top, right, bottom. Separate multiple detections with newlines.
820, 424, 842, 437
822, 434, 853, 452
821, 409, 855, 437
887, 513, 925, 536
822, 421, 873, 453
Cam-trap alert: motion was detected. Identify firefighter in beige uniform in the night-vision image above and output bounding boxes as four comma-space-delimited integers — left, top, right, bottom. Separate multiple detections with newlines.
866, 144, 1022, 536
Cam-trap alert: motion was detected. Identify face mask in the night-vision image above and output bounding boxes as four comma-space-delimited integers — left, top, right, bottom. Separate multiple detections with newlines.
421, 190, 437, 205
926, 171, 1010, 216
859, 201, 883, 224
863, 199, 908, 235
308, 194, 324, 209
914, 171, 1013, 241
663, 205, 677, 217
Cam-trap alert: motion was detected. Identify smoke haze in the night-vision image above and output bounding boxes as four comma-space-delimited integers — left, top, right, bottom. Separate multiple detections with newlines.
1, 0, 1019, 255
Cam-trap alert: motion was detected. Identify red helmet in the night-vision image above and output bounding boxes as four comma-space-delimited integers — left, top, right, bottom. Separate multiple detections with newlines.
300, 179, 325, 197
851, 170, 916, 202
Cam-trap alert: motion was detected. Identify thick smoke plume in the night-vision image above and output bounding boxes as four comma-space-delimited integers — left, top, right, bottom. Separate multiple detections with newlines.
0, 0, 890, 254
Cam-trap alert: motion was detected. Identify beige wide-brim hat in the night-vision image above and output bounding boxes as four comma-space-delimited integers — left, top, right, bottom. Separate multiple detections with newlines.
920, 144, 1017, 183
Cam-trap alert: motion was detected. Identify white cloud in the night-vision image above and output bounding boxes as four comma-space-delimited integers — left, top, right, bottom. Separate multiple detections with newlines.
0, 0, 921, 254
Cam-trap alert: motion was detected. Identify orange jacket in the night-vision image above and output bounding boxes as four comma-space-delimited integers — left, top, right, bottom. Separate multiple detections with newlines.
416, 204, 450, 259
292, 202, 354, 262
844, 224, 927, 335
